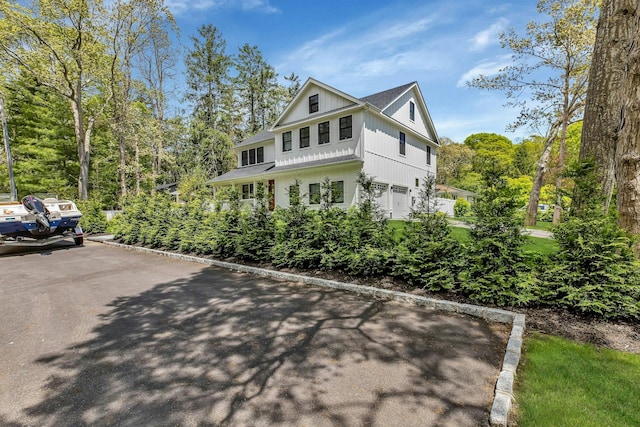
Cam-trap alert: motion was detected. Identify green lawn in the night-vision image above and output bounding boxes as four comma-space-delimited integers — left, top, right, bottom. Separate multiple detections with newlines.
516, 334, 640, 427
526, 221, 553, 231
389, 220, 558, 256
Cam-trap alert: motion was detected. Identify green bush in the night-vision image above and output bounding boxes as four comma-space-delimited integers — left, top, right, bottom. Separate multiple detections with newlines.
393, 176, 463, 290
453, 198, 470, 217
460, 166, 540, 306
76, 199, 108, 234
543, 217, 640, 319
236, 183, 275, 262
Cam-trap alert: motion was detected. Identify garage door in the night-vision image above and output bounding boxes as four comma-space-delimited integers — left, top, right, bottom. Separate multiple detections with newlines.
373, 183, 389, 215
392, 186, 409, 219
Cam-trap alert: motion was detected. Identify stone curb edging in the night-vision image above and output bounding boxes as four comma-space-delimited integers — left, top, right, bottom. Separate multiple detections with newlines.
89, 238, 524, 426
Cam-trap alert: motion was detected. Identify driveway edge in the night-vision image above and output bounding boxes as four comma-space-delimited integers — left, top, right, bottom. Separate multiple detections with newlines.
91, 238, 524, 426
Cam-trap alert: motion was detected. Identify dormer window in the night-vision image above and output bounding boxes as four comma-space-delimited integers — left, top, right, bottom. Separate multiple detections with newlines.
409, 101, 415, 121
309, 94, 319, 114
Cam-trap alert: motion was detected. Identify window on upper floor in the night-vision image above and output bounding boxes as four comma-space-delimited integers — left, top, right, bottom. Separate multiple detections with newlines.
410, 101, 415, 122
282, 131, 292, 152
242, 183, 254, 199
241, 147, 265, 166
300, 127, 310, 149
339, 115, 352, 140
331, 180, 344, 203
427, 145, 432, 165
415, 178, 420, 187
318, 121, 330, 145
309, 94, 319, 113
309, 183, 321, 204
399, 132, 406, 155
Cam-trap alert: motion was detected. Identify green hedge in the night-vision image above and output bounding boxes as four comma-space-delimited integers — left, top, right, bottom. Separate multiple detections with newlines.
110, 179, 640, 320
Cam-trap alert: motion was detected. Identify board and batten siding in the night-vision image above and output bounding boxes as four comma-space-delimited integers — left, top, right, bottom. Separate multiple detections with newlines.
275, 112, 364, 167
384, 88, 435, 141
278, 84, 357, 125
273, 163, 362, 209
361, 111, 434, 185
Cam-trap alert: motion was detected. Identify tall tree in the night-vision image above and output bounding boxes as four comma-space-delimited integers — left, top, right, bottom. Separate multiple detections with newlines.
0, 0, 112, 200
138, 6, 177, 189
470, 0, 598, 225
436, 137, 475, 185
184, 24, 232, 130
234, 44, 279, 138
576, 0, 640, 235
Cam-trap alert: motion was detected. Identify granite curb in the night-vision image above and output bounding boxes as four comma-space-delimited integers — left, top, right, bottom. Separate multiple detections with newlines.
89, 237, 525, 426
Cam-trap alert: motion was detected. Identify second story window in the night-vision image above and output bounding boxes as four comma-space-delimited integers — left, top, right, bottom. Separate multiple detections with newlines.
410, 101, 415, 121
399, 132, 406, 155
331, 180, 344, 203
309, 94, 319, 113
300, 127, 310, 148
318, 121, 330, 145
339, 115, 352, 140
241, 146, 265, 166
282, 131, 292, 152
427, 145, 432, 165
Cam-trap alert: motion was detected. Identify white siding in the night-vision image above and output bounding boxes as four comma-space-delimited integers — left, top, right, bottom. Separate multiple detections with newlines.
275, 112, 363, 167
385, 88, 435, 141
278, 84, 357, 126
273, 163, 362, 209
235, 142, 275, 167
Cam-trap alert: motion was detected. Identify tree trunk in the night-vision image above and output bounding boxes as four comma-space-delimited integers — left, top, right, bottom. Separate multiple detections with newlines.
525, 122, 559, 226
576, 0, 629, 212
70, 96, 89, 201
616, 1, 640, 234
553, 117, 569, 224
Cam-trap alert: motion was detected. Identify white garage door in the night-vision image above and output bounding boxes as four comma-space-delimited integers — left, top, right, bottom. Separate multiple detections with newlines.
392, 186, 409, 219
373, 183, 389, 214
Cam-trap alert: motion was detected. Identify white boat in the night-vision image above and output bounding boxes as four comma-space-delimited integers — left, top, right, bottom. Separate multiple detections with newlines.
0, 195, 83, 247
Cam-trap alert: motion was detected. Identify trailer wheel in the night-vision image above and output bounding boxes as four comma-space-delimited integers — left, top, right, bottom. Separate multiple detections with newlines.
74, 237, 84, 246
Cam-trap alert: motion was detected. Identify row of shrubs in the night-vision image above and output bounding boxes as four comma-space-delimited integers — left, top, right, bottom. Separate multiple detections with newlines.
100, 171, 639, 320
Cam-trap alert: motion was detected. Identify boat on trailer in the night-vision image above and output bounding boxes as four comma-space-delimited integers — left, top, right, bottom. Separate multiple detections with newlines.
0, 195, 83, 247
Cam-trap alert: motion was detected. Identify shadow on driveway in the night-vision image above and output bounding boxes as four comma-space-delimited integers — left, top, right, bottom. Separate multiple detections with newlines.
23, 264, 508, 426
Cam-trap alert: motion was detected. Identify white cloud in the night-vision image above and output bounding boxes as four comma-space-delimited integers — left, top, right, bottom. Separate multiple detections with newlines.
456, 55, 512, 88
276, 12, 444, 89
165, 0, 279, 14
470, 17, 508, 51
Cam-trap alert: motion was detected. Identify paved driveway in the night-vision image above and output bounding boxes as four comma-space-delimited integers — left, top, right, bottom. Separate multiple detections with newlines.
0, 242, 509, 426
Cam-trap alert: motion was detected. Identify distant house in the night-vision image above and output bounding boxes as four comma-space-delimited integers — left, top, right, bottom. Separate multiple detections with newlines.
435, 184, 478, 203
155, 182, 180, 202
210, 78, 441, 219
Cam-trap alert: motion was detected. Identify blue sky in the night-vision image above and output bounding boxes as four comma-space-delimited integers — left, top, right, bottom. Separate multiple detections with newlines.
166, 0, 542, 143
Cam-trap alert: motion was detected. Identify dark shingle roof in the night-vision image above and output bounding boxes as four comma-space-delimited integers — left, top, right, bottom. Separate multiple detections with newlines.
235, 129, 275, 148
208, 162, 275, 183
360, 82, 416, 110
268, 155, 362, 173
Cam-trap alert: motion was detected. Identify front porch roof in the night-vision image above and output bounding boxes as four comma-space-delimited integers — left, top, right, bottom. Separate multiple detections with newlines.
209, 162, 275, 184
268, 155, 362, 173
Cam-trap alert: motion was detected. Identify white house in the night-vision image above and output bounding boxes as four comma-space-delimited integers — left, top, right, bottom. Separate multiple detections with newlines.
210, 78, 440, 219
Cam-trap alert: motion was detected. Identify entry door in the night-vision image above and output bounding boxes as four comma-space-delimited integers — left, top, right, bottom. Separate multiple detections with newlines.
268, 180, 275, 211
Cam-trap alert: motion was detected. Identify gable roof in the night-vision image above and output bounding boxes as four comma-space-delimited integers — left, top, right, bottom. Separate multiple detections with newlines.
360, 82, 416, 110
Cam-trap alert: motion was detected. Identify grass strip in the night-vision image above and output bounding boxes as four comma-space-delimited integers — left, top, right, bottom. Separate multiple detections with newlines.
516, 333, 640, 427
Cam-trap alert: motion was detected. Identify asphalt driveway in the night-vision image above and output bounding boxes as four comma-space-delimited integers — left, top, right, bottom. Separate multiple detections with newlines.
0, 242, 509, 426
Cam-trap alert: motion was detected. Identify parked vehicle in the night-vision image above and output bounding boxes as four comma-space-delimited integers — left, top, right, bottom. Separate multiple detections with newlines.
0, 195, 83, 247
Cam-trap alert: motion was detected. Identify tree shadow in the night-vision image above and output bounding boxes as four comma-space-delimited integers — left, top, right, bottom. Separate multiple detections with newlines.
23, 266, 508, 426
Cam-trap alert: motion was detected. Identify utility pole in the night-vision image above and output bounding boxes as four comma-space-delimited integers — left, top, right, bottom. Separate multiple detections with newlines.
0, 97, 18, 201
